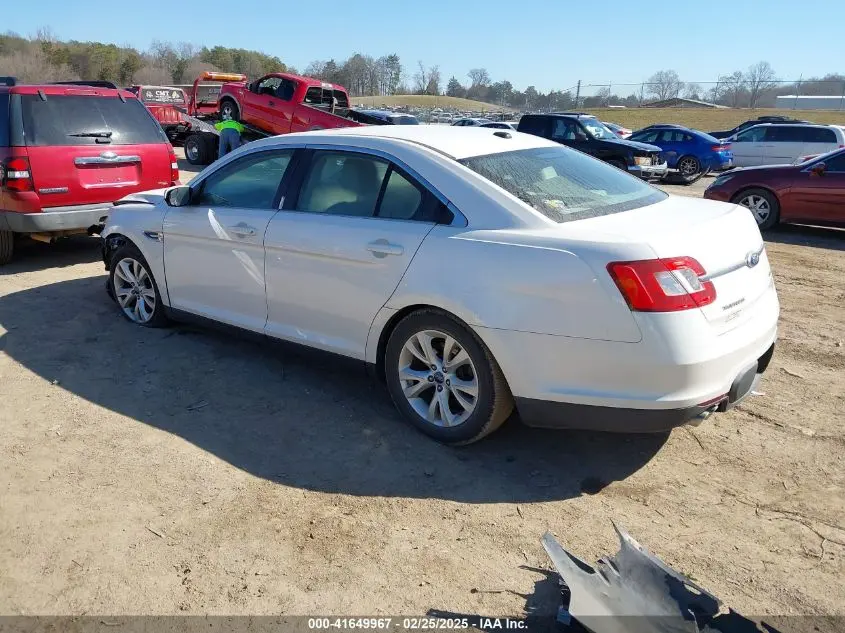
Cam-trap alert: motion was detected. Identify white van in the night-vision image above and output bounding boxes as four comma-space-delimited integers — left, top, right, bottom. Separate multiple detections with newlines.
730, 123, 845, 167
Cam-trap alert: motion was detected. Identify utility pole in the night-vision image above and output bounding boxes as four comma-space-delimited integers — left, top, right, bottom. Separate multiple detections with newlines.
575, 80, 581, 109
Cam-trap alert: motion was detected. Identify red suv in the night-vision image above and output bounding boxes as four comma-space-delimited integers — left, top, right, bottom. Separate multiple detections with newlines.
0, 79, 179, 264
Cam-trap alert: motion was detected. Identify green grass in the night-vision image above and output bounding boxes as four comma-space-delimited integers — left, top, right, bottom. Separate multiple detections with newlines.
354, 95, 513, 112
582, 108, 845, 131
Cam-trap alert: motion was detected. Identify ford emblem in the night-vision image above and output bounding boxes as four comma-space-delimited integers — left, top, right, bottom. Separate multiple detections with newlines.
746, 251, 761, 268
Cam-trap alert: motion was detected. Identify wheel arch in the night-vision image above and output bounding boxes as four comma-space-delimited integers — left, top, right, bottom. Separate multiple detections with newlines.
218, 95, 241, 118
730, 184, 780, 206
101, 225, 171, 307
369, 303, 490, 384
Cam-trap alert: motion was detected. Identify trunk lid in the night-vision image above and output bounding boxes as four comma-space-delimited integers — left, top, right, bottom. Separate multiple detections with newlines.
18, 92, 173, 208
559, 196, 773, 333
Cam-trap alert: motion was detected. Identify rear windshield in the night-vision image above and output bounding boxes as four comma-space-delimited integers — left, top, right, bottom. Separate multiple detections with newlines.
20, 95, 165, 146
139, 87, 186, 105
0, 92, 9, 146
460, 146, 666, 223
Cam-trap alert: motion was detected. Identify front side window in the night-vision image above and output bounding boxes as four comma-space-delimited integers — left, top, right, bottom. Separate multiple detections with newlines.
735, 127, 767, 143
256, 77, 281, 96
551, 118, 581, 141
277, 79, 296, 101
821, 151, 845, 171
630, 130, 660, 143
580, 118, 615, 140
20, 95, 165, 146
194, 150, 293, 209
460, 146, 666, 223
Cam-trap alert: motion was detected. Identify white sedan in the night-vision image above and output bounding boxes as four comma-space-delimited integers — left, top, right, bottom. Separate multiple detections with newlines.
102, 126, 779, 444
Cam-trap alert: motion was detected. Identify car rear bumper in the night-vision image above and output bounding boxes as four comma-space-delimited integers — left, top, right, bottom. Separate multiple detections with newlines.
0, 204, 111, 233
629, 162, 668, 179
513, 341, 774, 432
475, 285, 779, 432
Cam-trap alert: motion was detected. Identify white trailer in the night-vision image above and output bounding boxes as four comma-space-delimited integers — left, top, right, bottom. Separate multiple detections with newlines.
776, 95, 845, 110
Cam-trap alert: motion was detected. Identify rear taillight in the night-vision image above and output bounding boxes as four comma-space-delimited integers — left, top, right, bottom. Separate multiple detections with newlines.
607, 257, 716, 312
1, 157, 34, 192
168, 145, 179, 184
712, 144, 731, 151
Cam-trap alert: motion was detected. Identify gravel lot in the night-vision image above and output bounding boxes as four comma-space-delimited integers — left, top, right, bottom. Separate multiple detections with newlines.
0, 151, 843, 621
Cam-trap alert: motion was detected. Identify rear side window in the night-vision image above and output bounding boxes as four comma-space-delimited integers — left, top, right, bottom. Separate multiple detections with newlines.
0, 92, 9, 146
20, 95, 165, 146
765, 126, 805, 143
517, 116, 549, 137
803, 127, 837, 143
460, 146, 666, 224
332, 90, 349, 109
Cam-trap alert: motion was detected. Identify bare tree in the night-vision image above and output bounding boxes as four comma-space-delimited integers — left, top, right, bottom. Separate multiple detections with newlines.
713, 71, 747, 107
645, 70, 684, 101
467, 68, 490, 88
683, 82, 702, 100
413, 60, 429, 94
133, 64, 173, 85
0, 48, 77, 83
745, 61, 778, 108
426, 65, 441, 95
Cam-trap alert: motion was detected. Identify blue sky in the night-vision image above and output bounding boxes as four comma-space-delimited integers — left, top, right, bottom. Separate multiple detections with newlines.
6, 0, 845, 93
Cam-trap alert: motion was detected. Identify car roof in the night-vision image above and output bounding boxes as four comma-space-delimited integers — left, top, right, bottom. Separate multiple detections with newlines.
261, 125, 557, 160
1, 83, 135, 99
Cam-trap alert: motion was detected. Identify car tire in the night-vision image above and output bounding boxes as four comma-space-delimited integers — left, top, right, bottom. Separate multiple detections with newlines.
0, 229, 13, 265
108, 244, 168, 328
384, 309, 513, 445
219, 98, 240, 121
676, 155, 703, 184
184, 133, 211, 166
732, 188, 780, 230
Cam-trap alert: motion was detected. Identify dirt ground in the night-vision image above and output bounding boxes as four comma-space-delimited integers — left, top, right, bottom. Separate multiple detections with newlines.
0, 155, 843, 623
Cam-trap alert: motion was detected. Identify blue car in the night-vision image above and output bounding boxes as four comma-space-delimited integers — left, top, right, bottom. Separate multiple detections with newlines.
628, 125, 733, 184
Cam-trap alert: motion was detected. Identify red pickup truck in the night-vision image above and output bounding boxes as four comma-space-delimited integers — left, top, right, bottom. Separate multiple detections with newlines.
217, 72, 361, 135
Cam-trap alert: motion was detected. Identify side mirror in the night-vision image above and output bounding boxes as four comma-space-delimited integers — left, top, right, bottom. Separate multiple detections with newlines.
165, 185, 192, 207
810, 162, 827, 176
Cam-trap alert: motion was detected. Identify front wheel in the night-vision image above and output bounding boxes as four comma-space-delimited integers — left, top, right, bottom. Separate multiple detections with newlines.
109, 244, 168, 327
219, 99, 240, 121
732, 188, 780, 230
384, 310, 513, 445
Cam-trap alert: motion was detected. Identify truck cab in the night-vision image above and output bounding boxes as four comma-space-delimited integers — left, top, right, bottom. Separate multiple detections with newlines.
217, 72, 358, 136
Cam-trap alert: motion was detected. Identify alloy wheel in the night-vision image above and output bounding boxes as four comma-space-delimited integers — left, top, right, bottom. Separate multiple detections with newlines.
397, 329, 479, 427
739, 194, 770, 224
678, 157, 699, 176
113, 257, 157, 324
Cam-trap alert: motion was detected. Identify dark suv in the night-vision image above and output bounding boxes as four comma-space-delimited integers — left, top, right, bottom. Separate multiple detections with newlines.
0, 78, 179, 264
517, 113, 667, 179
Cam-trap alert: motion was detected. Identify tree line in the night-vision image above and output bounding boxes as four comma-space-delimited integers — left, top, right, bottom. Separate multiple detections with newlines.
2, 31, 842, 110
0, 29, 290, 86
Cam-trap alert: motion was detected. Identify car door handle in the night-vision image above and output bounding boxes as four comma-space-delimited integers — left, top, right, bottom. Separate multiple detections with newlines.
366, 239, 404, 257
228, 224, 257, 237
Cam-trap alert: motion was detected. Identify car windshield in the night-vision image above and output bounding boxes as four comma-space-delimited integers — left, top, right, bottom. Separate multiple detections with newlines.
581, 118, 617, 140
460, 146, 666, 223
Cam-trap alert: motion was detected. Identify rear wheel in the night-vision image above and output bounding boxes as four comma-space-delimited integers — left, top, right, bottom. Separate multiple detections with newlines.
219, 99, 240, 121
184, 133, 212, 166
0, 229, 13, 265
384, 310, 513, 445
733, 188, 780, 230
